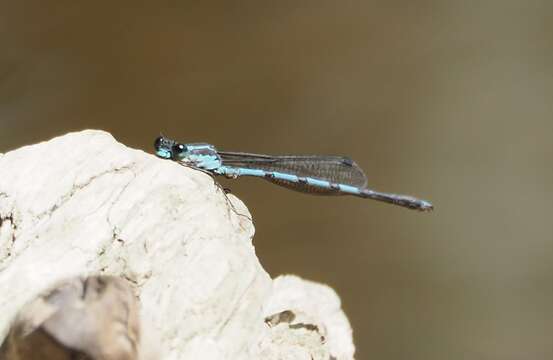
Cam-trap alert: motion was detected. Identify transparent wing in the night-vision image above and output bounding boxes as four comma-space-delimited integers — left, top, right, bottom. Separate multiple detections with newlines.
218, 151, 368, 188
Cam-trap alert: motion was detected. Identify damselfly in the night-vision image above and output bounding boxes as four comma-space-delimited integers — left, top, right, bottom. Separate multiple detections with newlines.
154, 136, 433, 211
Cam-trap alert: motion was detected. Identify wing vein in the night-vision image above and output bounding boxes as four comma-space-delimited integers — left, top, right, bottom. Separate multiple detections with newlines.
219, 152, 368, 187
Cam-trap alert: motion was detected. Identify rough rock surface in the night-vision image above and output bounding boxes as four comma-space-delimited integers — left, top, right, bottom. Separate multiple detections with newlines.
0, 130, 355, 359
1, 275, 146, 360
262, 276, 355, 360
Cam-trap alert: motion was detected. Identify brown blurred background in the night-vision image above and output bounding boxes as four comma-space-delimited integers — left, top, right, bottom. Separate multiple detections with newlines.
1, 1, 552, 359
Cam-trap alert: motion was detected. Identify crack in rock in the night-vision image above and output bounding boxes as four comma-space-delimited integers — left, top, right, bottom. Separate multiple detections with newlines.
0, 213, 17, 258
265, 309, 327, 345
266, 310, 322, 337
265, 310, 296, 327
215, 270, 259, 339
36, 163, 136, 221
106, 165, 138, 243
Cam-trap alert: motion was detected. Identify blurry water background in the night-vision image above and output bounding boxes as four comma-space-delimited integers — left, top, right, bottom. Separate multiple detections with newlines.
1, 1, 552, 359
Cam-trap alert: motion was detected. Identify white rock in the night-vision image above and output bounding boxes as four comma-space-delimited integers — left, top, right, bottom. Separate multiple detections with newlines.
262, 275, 355, 360
0, 130, 355, 359
2, 275, 145, 359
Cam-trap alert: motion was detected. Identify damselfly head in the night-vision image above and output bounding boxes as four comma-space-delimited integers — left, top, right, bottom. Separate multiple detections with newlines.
154, 136, 176, 159
154, 135, 191, 161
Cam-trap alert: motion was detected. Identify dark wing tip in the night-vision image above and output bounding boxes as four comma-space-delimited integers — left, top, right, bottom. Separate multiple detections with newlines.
340, 157, 355, 167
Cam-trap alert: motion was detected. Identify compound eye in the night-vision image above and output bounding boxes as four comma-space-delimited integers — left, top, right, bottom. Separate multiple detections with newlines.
154, 136, 163, 150
173, 143, 187, 154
